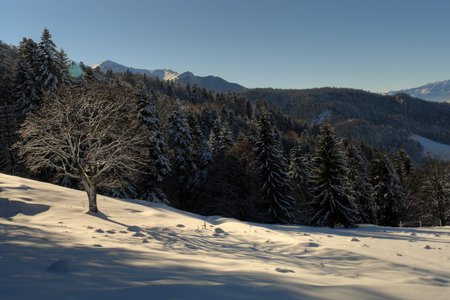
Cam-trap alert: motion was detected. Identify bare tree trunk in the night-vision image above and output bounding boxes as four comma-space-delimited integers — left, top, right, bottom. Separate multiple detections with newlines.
82, 180, 98, 213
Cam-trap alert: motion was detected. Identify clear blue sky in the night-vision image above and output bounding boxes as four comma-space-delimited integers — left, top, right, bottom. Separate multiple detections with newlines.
1, 0, 450, 92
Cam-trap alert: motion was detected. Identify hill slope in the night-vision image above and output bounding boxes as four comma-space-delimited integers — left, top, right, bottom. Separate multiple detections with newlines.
1, 173, 450, 299
245, 88, 450, 160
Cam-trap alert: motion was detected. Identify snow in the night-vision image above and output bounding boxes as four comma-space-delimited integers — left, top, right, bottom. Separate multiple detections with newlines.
313, 110, 332, 124
1, 173, 450, 299
410, 134, 450, 160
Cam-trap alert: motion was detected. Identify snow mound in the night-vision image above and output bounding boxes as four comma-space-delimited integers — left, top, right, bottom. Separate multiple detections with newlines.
46, 259, 78, 273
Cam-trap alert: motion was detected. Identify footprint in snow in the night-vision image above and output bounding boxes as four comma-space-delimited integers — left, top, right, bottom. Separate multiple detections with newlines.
351, 237, 360, 242
213, 228, 229, 237
305, 242, 320, 247
176, 224, 185, 228
119, 230, 128, 234
127, 226, 141, 233
106, 229, 116, 234
275, 267, 295, 273
95, 229, 104, 233
87, 226, 94, 229
133, 232, 146, 237
142, 238, 149, 244
424, 245, 432, 250
93, 244, 103, 248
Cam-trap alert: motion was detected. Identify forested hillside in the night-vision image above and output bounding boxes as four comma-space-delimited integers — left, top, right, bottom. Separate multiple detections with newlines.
1, 29, 449, 228
244, 88, 450, 161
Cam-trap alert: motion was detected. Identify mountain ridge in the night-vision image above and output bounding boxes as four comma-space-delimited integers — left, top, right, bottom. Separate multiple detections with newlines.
92, 60, 247, 93
388, 80, 450, 103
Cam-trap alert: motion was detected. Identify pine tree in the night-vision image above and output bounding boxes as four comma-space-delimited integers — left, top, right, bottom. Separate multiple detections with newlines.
58, 49, 71, 84
346, 143, 377, 224
167, 107, 194, 208
207, 118, 222, 155
35, 28, 64, 91
370, 153, 405, 226
219, 121, 234, 153
138, 89, 171, 203
288, 139, 314, 222
308, 125, 358, 228
419, 159, 450, 226
254, 113, 295, 224
13, 38, 39, 111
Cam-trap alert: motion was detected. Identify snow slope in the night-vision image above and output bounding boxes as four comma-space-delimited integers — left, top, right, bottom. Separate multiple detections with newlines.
1, 173, 450, 300
411, 134, 450, 160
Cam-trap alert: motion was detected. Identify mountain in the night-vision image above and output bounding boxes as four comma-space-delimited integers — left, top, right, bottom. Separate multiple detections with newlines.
92, 60, 246, 93
388, 80, 450, 103
2, 173, 450, 299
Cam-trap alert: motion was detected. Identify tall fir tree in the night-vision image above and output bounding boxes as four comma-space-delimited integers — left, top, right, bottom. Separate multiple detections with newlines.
419, 159, 450, 226
346, 143, 377, 224
254, 113, 295, 224
288, 139, 314, 222
370, 153, 405, 226
208, 118, 222, 155
138, 89, 171, 203
35, 28, 65, 91
219, 121, 234, 153
167, 107, 194, 209
307, 125, 358, 228
13, 38, 39, 111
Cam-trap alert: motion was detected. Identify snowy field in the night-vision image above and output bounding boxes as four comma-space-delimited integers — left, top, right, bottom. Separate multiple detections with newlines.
1, 173, 449, 300
411, 134, 450, 160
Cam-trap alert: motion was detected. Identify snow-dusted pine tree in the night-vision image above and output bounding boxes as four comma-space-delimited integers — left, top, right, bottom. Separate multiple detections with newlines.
167, 107, 194, 208
346, 143, 377, 224
307, 125, 358, 228
370, 152, 405, 226
35, 28, 65, 91
288, 139, 314, 222
219, 121, 234, 153
254, 113, 295, 224
419, 158, 450, 226
138, 89, 171, 203
207, 118, 222, 155
13, 38, 39, 111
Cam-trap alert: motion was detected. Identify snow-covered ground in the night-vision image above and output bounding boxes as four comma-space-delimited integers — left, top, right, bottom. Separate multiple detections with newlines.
411, 134, 450, 160
1, 173, 449, 300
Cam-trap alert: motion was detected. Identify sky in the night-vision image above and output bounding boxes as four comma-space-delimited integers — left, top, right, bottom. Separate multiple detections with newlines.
1, 0, 450, 92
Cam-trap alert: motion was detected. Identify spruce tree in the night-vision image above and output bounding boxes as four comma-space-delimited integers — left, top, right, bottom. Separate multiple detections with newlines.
370, 153, 405, 226
254, 113, 295, 224
167, 107, 194, 208
219, 121, 234, 153
346, 143, 377, 224
288, 139, 314, 222
419, 159, 450, 226
139, 89, 171, 203
308, 125, 358, 228
35, 28, 64, 91
207, 118, 222, 155
13, 38, 39, 111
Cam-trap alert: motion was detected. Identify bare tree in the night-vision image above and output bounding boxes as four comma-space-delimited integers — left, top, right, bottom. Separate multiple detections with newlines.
16, 82, 149, 213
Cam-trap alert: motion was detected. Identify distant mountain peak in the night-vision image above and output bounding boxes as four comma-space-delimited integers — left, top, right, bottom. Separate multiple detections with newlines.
92, 60, 246, 92
389, 80, 450, 102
